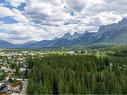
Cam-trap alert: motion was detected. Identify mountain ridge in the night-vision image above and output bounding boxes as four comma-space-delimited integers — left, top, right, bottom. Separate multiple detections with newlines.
0, 18, 127, 48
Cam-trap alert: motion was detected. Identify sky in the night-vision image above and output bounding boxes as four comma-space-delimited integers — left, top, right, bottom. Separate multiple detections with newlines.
0, 0, 127, 44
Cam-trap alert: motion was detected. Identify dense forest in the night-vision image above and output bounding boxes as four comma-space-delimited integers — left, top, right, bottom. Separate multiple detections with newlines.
27, 53, 127, 94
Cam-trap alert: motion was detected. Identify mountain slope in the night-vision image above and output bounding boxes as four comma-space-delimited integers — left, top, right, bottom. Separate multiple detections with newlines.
94, 18, 127, 44
0, 40, 15, 48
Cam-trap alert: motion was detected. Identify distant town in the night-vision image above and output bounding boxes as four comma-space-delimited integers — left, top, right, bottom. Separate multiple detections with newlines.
0, 49, 45, 95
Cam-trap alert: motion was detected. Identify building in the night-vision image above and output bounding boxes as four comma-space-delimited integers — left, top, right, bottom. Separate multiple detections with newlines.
0, 80, 8, 94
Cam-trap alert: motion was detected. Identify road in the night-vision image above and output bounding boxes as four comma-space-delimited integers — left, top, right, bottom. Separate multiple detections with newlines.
20, 79, 28, 95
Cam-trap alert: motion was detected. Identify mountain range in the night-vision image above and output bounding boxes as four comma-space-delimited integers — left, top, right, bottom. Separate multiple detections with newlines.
1, 18, 127, 48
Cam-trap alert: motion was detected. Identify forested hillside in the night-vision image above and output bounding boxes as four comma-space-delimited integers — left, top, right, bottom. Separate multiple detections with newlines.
27, 54, 127, 94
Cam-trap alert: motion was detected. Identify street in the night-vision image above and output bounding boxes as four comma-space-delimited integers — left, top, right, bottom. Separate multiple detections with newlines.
20, 79, 28, 95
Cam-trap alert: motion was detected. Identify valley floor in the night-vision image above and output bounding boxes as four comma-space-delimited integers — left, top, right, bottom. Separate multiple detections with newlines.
1, 46, 127, 94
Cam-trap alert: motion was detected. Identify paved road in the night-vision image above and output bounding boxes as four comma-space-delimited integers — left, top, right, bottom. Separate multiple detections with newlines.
20, 79, 28, 95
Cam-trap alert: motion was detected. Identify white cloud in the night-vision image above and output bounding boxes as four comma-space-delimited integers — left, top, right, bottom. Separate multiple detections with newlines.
0, 22, 49, 44
0, 6, 28, 23
0, 7, 14, 17
12, 9, 29, 23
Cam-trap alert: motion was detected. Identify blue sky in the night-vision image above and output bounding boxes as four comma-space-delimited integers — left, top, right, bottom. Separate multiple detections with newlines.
0, 0, 127, 44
